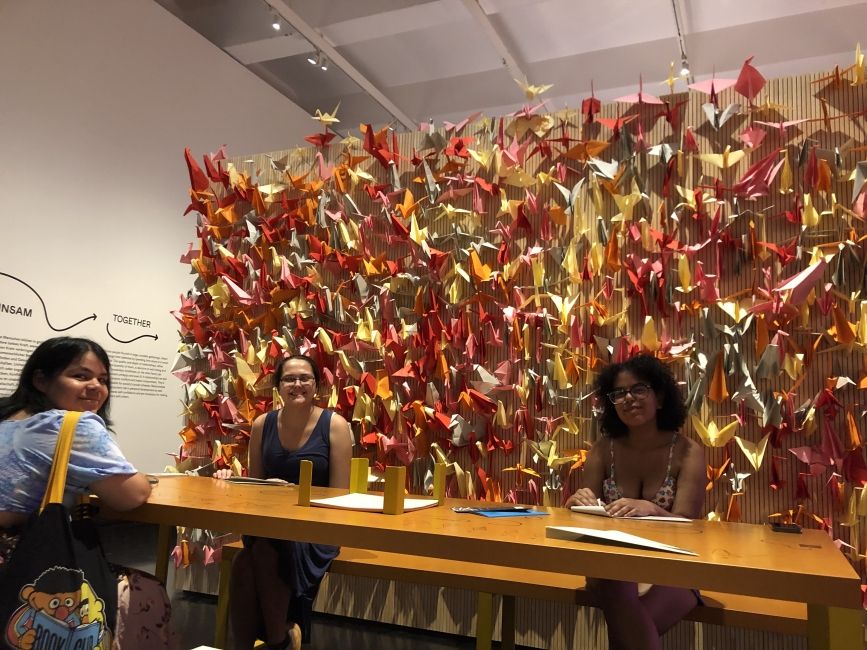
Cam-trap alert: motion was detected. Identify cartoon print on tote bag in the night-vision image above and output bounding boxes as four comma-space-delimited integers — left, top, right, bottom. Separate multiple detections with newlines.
4, 566, 111, 650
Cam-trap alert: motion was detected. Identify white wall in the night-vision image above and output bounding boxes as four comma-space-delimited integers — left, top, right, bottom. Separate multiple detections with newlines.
0, 0, 311, 471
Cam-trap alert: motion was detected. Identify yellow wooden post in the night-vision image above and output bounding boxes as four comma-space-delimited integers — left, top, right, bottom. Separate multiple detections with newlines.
297, 459, 313, 506
383, 465, 406, 515
350, 457, 369, 494
433, 462, 446, 504
154, 523, 174, 584
807, 604, 865, 650
214, 543, 242, 648
475, 591, 494, 650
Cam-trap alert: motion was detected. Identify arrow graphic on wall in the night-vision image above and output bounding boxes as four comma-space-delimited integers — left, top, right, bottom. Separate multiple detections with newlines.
105, 323, 158, 344
0, 271, 97, 331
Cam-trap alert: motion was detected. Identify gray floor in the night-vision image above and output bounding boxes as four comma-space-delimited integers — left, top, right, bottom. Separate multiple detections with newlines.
99, 521, 506, 649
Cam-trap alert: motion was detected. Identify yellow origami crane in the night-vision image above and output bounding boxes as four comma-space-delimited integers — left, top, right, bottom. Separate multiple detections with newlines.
735, 433, 771, 471
514, 78, 554, 100
312, 102, 341, 126
640, 316, 660, 352
698, 145, 746, 171
502, 463, 542, 486
611, 183, 644, 221
690, 414, 738, 447
677, 254, 693, 292
802, 193, 820, 227
851, 43, 865, 86
430, 443, 471, 498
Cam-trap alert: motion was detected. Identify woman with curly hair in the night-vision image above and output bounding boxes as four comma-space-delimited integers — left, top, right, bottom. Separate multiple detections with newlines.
565, 354, 705, 650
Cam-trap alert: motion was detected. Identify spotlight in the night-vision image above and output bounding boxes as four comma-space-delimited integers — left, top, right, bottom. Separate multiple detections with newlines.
679, 56, 690, 77
307, 50, 318, 65
320, 56, 329, 71
271, 18, 281, 31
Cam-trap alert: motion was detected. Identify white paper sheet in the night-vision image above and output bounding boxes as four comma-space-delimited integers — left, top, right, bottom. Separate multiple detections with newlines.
570, 505, 692, 523
310, 492, 440, 513
546, 525, 698, 556
226, 476, 291, 486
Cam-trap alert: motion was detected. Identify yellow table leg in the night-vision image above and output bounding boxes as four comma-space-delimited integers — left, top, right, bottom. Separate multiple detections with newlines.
500, 594, 516, 650
807, 604, 865, 650
475, 591, 494, 650
383, 465, 406, 515
214, 546, 236, 648
154, 523, 174, 584
433, 462, 446, 504
350, 457, 369, 494
297, 459, 313, 506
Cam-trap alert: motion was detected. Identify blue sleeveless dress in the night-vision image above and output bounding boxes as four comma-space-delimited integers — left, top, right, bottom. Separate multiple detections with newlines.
244, 409, 339, 620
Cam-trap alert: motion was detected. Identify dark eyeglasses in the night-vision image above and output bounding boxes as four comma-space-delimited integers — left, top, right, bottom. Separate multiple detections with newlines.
607, 383, 652, 405
280, 374, 316, 385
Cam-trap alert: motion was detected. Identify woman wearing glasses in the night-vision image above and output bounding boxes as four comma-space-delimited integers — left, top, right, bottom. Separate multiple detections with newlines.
565, 354, 705, 650
225, 355, 351, 650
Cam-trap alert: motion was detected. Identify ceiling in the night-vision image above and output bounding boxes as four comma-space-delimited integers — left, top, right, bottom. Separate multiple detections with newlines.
155, 0, 867, 133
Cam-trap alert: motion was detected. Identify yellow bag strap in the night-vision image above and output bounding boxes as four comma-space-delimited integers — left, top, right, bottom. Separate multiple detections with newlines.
39, 411, 83, 511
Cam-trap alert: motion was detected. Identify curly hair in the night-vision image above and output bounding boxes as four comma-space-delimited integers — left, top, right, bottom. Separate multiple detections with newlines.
595, 354, 686, 437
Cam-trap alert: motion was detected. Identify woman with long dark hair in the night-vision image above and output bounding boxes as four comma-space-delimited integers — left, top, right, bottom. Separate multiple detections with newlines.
0, 337, 151, 566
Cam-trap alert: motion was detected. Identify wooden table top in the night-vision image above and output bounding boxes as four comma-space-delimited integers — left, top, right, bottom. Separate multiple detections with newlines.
112, 476, 861, 609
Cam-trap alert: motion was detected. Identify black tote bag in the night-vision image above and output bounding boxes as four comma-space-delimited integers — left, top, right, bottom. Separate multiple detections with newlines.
0, 411, 117, 650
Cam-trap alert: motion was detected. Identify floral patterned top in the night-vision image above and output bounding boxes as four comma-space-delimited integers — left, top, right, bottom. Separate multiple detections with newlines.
0, 410, 136, 514
601, 434, 678, 511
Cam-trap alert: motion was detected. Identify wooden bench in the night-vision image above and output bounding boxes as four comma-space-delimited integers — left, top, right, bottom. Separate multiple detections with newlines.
214, 541, 808, 649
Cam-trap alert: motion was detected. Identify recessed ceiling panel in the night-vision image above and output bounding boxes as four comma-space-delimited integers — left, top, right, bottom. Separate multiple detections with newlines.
154, 0, 867, 130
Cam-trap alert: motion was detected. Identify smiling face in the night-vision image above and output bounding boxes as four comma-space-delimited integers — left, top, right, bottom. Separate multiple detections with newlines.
277, 357, 318, 407
610, 370, 661, 431
33, 351, 109, 413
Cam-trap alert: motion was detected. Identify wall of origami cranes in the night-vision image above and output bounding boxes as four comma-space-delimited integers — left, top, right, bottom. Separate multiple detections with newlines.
172, 56, 867, 581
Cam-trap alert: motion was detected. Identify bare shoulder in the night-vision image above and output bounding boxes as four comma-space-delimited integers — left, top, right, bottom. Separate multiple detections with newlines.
677, 434, 705, 463
327, 410, 353, 452
329, 410, 350, 430
585, 435, 612, 465
678, 434, 703, 453
328, 411, 352, 444
251, 413, 268, 433
590, 435, 613, 455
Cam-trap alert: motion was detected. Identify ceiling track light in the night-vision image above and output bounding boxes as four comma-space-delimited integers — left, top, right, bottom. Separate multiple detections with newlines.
671, 0, 692, 81
263, 2, 326, 73
263, 1, 281, 32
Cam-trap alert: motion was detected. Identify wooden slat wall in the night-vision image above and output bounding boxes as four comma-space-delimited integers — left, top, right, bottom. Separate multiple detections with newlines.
314, 574, 808, 649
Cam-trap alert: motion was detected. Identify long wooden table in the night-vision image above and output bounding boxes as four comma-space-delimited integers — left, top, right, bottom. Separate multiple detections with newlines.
109, 476, 863, 649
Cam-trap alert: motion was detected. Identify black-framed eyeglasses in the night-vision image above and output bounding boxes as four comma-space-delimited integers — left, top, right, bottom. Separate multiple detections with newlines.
607, 383, 652, 405
280, 374, 316, 385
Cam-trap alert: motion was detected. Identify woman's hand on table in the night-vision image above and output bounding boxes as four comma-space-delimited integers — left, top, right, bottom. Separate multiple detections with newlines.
213, 468, 233, 480
565, 488, 598, 507
604, 498, 660, 518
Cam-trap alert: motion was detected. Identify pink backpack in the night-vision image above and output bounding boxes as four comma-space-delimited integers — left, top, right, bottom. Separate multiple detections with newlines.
113, 568, 179, 649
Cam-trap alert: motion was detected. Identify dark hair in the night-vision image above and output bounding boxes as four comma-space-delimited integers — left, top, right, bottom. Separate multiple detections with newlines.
273, 354, 320, 388
595, 354, 685, 438
0, 337, 112, 423
34, 566, 85, 593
